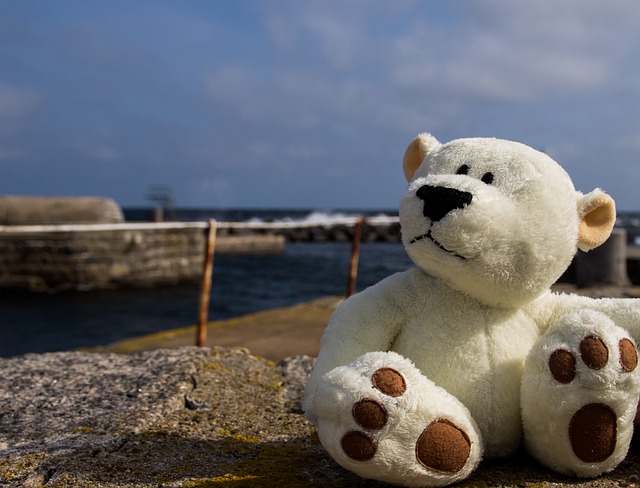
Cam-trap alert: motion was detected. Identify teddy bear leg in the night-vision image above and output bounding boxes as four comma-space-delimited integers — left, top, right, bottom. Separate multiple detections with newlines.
521, 309, 640, 477
313, 351, 483, 487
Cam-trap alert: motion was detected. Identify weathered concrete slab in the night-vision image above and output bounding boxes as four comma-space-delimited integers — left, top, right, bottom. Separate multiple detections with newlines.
2, 347, 640, 487
215, 234, 285, 255
0, 196, 124, 225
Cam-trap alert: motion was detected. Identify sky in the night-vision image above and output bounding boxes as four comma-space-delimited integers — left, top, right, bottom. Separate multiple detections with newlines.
1, 1, 640, 211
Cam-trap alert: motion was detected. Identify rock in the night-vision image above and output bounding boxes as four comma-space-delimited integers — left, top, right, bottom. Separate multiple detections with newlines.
1, 346, 639, 487
0, 348, 202, 456
0, 347, 344, 487
277, 355, 316, 413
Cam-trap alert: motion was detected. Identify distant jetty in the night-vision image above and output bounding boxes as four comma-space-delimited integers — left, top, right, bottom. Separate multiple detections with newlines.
1, 196, 638, 292
0, 197, 286, 292
0, 196, 396, 292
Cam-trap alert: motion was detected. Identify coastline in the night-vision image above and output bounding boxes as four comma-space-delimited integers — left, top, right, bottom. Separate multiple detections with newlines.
86, 295, 343, 361
86, 284, 640, 362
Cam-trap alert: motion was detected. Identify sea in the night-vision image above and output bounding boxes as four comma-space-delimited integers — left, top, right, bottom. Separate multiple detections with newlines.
0, 208, 411, 357
2, 208, 640, 358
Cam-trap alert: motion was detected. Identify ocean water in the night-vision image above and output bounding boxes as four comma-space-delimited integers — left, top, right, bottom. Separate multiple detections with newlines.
0, 209, 412, 357
1, 208, 639, 358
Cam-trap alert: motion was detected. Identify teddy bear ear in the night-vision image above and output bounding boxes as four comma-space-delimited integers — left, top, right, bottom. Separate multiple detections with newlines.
402, 133, 440, 182
577, 189, 616, 252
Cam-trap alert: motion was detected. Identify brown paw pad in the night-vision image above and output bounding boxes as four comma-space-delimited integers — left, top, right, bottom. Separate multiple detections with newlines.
580, 335, 609, 370
352, 399, 388, 430
549, 335, 638, 384
415, 419, 471, 474
569, 403, 617, 463
341, 430, 378, 461
371, 367, 406, 397
549, 349, 576, 384
619, 338, 638, 372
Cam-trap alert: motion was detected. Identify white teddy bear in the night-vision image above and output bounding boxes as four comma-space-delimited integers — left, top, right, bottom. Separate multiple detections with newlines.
304, 134, 640, 487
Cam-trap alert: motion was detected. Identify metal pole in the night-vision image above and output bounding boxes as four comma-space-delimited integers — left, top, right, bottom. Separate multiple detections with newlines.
196, 219, 217, 347
346, 217, 364, 298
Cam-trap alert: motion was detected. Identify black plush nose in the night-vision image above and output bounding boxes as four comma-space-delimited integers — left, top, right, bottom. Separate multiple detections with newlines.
416, 185, 473, 222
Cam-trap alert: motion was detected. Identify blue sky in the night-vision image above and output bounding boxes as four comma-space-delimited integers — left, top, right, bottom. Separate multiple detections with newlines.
1, 1, 640, 210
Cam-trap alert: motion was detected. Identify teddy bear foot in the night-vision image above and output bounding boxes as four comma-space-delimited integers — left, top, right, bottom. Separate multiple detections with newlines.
314, 351, 483, 487
522, 309, 640, 477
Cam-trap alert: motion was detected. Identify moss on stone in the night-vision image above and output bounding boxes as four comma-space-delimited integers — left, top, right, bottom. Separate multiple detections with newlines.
0, 452, 47, 481
180, 441, 328, 488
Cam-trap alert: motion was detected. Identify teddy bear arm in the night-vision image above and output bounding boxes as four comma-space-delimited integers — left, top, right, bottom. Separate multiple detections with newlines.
535, 292, 640, 343
581, 298, 640, 344
304, 272, 412, 419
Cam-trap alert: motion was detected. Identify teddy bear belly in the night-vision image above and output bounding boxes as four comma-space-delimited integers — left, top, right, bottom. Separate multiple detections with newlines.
391, 313, 539, 457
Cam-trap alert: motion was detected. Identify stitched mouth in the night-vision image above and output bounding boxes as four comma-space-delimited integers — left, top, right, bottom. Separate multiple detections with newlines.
410, 228, 466, 260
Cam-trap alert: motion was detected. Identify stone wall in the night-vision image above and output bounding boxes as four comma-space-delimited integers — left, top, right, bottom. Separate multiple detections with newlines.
0, 226, 206, 292
1, 220, 638, 292
0, 221, 397, 292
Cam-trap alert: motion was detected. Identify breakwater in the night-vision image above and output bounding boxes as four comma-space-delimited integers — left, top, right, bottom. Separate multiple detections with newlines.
0, 223, 287, 292
0, 217, 638, 293
0, 218, 396, 292
0, 223, 209, 292
220, 216, 401, 243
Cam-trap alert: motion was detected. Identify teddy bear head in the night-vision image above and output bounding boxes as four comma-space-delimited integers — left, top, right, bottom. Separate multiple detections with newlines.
399, 134, 616, 308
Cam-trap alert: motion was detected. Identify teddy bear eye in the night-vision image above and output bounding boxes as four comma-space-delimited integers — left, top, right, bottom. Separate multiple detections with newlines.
456, 164, 470, 175
481, 172, 494, 185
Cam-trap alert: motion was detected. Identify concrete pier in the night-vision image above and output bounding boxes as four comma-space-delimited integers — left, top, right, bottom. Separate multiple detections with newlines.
1, 209, 639, 291
0, 224, 285, 292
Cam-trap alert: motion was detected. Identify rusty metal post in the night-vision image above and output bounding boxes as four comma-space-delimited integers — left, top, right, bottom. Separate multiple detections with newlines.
196, 219, 217, 347
346, 217, 364, 298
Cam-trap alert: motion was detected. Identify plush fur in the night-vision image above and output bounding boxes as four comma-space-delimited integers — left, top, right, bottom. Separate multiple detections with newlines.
304, 134, 640, 487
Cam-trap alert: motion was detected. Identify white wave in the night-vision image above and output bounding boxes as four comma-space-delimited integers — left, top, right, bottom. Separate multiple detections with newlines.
233, 209, 399, 228
246, 210, 359, 224
296, 210, 359, 223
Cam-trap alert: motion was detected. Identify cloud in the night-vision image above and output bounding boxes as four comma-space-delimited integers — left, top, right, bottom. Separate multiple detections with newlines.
2, 1, 640, 209
197, 0, 640, 209
0, 147, 24, 162
0, 81, 40, 122
89, 146, 119, 162
210, 1, 640, 139
0, 80, 41, 163
612, 132, 640, 153
388, 2, 640, 103
187, 177, 236, 207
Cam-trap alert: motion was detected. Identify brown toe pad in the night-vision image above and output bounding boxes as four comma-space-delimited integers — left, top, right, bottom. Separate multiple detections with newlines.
569, 403, 617, 463
352, 399, 388, 430
415, 419, 471, 474
371, 367, 406, 397
341, 431, 378, 462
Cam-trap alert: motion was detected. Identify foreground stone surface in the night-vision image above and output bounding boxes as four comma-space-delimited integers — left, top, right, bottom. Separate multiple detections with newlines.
1, 347, 640, 487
